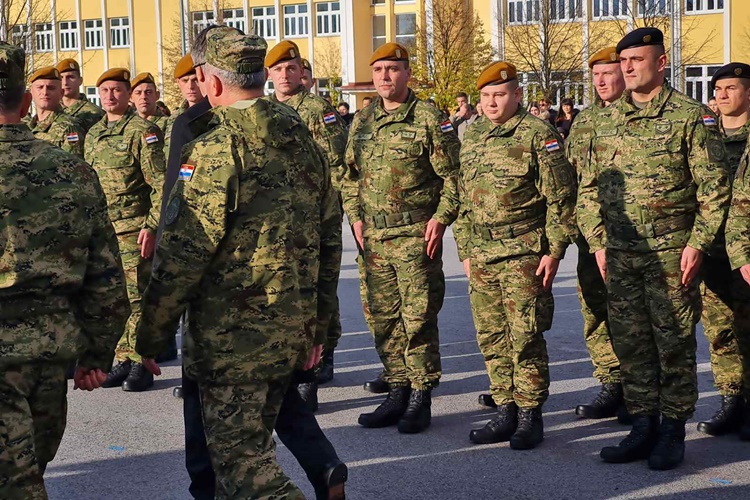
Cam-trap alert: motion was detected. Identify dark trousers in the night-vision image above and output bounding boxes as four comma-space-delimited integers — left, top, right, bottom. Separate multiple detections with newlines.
182, 368, 341, 500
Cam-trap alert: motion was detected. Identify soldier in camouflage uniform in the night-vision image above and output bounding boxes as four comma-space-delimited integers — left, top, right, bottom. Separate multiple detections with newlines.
26, 66, 86, 158
578, 28, 732, 470
266, 40, 347, 404
457, 62, 576, 450
0, 43, 130, 500
696, 63, 750, 437
57, 58, 105, 133
135, 31, 343, 500
566, 48, 626, 420
84, 68, 166, 392
340, 42, 461, 434
130, 72, 169, 132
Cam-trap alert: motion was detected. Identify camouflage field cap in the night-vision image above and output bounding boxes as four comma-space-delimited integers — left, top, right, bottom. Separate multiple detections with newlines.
588, 47, 619, 69
205, 31, 267, 74
174, 54, 196, 79
265, 40, 300, 68
0, 42, 26, 90
476, 61, 517, 90
30, 66, 61, 83
57, 58, 80, 74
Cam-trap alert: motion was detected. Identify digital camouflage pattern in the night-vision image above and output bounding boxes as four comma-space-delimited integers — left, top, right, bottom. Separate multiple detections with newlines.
341, 91, 461, 389
60, 93, 105, 132
0, 124, 130, 499
134, 96, 340, 499
455, 108, 575, 407
28, 110, 86, 158
145, 107, 170, 134
577, 83, 732, 420
566, 104, 621, 384
84, 106, 166, 363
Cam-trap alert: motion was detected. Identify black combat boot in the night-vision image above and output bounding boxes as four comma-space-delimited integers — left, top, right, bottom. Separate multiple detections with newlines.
398, 389, 432, 434
648, 417, 686, 470
358, 386, 410, 428
102, 359, 132, 388
317, 349, 335, 385
575, 383, 624, 419
470, 403, 518, 444
363, 370, 389, 394
696, 395, 743, 436
477, 393, 498, 408
600, 415, 659, 463
740, 400, 750, 441
510, 407, 544, 450
617, 405, 633, 425
173, 386, 183, 399
122, 362, 154, 392
314, 462, 348, 500
298, 381, 319, 412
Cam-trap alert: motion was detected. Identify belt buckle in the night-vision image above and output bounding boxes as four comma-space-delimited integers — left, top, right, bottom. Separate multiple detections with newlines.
642, 223, 656, 239
374, 215, 386, 229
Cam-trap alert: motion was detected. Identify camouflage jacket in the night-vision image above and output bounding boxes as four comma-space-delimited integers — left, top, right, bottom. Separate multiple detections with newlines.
0, 124, 130, 370
134, 98, 342, 384
84, 107, 167, 234
61, 93, 105, 132
454, 108, 576, 262
577, 82, 731, 253
340, 90, 461, 240
565, 101, 608, 178
269, 86, 348, 192
29, 109, 86, 158
726, 140, 750, 270
145, 108, 170, 133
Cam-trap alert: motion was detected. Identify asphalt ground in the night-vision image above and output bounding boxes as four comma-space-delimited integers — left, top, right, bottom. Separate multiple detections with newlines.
46, 226, 750, 499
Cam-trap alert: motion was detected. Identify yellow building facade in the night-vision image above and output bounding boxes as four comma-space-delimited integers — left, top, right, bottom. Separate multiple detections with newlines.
3, 0, 748, 110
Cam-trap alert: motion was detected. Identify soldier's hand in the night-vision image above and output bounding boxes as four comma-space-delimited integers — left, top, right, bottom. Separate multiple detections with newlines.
304, 344, 324, 371
138, 229, 156, 259
462, 258, 470, 278
740, 264, 750, 286
536, 255, 560, 291
73, 367, 107, 391
425, 219, 446, 259
141, 358, 162, 376
352, 221, 365, 252
594, 249, 607, 280
680, 246, 703, 286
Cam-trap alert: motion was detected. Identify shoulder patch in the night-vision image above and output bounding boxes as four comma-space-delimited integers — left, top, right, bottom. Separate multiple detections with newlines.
702, 115, 717, 126
179, 164, 196, 181
323, 112, 337, 125
66, 132, 79, 143
545, 139, 561, 152
707, 139, 726, 163
165, 196, 181, 226
440, 120, 454, 133
145, 132, 160, 144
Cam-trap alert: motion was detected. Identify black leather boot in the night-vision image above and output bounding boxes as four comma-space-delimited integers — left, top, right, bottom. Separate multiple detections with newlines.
696, 395, 742, 436
477, 393, 498, 408
740, 400, 750, 441
648, 417, 686, 470
398, 389, 432, 434
315, 462, 348, 500
358, 386, 410, 428
317, 349, 335, 385
102, 360, 132, 388
173, 386, 184, 399
363, 370, 389, 394
600, 415, 659, 463
575, 383, 624, 419
122, 362, 154, 392
510, 407, 543, 450
470, 403, 518, 444
298, 381, 319, 412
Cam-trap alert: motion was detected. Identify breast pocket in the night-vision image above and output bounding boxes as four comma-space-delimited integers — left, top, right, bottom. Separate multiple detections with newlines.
644, 136, 687, 184
390, 141, 426, 189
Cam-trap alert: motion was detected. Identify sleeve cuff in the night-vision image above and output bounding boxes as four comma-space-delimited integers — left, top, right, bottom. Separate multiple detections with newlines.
548, 241, 568, 260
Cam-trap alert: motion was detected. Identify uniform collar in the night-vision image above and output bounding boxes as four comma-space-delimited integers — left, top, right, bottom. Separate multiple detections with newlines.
0, 123, 35, 142
617, 81, 673, 118
270, 85, 308, 111
485, 105, 527, 137
720, 119, 750, 142
30, 110, 62, 133
101, 107, 138, 136
373, 89, 418, 124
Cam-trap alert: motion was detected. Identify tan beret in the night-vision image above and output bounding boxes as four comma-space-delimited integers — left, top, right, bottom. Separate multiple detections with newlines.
56, 58, 80, 74
30, 66, 60, 83
96, 68, 131, 87
588, 47, 619, 69
301, 58, 312, 72
131, 72, 156, 90
476, 61, 517, 90
174, 54, 196, 79
369, 42, 409, 66
265, 40, 300, 68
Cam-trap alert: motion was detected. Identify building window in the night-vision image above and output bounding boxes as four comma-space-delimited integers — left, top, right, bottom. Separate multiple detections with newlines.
11, 25, 30, 49
59, 21, 79, 51
372, 0, 386, 4
35, 23, 54, 52
223, 9, 246, 32
284, 4, 309, 37
551, 0, 582, 20
264, 79, 275, 96
637, 0, 671, 16
685, 66, 721, 104
685, 0, 723, 13
109, 17, 130, 48
85, 86, 101, 107
84, 19, 104, 49
316, 2, 340, 36
508, 0, 541, 24
372, 15, 386, 52
252, 6, 277, 39
192, 11, 215, 39
395, 13, 415, 48
317, 77, 331, 98
592, 0, 628, 18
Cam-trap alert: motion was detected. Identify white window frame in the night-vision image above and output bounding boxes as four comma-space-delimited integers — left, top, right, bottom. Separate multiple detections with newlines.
84, 19, 104, 49
11, 25, 30, 49
684, 65, 721, 105
549, 0, 582, 21
316, 2, 340, 36
59, 21, 79, 51
85, 86, 101, 107
283, 4, 309, 38
684, 0, 724, 14
372, 15, 386, 52
507, 0, 540, 25
35, 23, 54, 53
109, 17, 130, 48
222, 9, 246, 32
264, 79, 275, 96
592, 0, 628, 19
637, 0, 671, 16
192, 11, 215, 39
395, 13, 416, 48
252, 6, 277, 39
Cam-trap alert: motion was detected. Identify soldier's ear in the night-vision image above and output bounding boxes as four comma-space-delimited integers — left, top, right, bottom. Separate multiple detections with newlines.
19, 91, 32, 119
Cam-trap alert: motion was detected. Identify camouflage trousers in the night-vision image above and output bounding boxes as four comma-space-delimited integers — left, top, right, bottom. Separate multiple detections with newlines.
576, 236, 620, 384
114, 231, 152, 364
199, 375, 305, 500
0, 362, 67, 500
469, 255, 553, 408
362, 235, 444, 390
701, 254, 750, 398
606, 248, 700, 421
